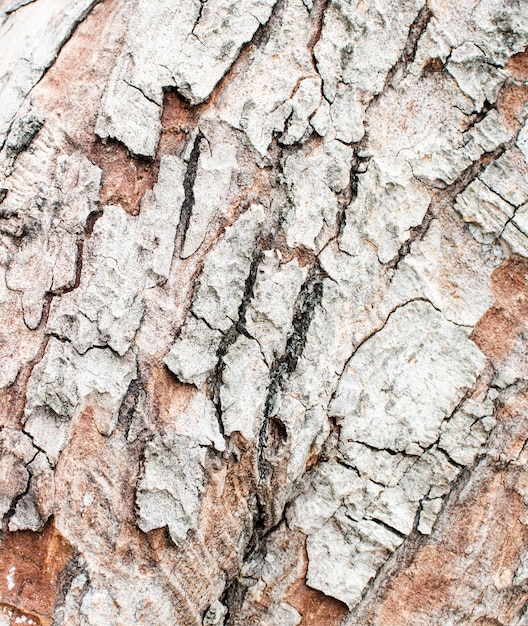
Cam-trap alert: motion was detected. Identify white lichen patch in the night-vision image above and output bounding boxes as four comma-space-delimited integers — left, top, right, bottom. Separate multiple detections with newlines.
331, 300, 486, 455
339, 156, 431, 264
286, 300, 489, 608
96, 0, 278, 156
48, 155, 185, 355
3, 136, 101, 329
136, 434, 206, 544
24, 338, 136, 462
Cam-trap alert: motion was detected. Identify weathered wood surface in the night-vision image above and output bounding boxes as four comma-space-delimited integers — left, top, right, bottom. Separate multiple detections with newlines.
1, 0, 528, 624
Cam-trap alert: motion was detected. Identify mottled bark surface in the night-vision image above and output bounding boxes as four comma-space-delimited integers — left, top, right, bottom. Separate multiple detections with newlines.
1, 0, 528, 624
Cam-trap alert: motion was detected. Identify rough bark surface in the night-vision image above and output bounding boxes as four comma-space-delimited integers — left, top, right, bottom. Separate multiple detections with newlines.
1, 0, 528, 624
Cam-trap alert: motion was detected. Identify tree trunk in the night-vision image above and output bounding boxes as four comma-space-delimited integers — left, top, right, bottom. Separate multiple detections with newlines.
1, 0, 528, 624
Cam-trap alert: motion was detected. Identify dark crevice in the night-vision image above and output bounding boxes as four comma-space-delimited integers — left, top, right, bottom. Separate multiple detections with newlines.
206, 246, 264, 438
390, 140, 512, 272
442, 142, 510, 206
245, 0, 284, 54
117, 378, 146, 440
123, 80, 162, 108
3, 482, 31, 529
383, 4, 434, 92
389, 205, 435, 271
335, 457, 363, 477
464, 99, 494, 132
196, 0, 286, 110
411, 490, 433, 533
257, 262, 325, 523
20, 427, 51, 463
222, 509, 294, 625
436, 446, 465, 470
175, 131, 204, 253
343, 439, 403, 457
2, 443, 41, 530
50, 207, 103, 299
366, 517, 407, 540
54, 553, 88, 624
191, 0, 207, 35
347, 151, 371, 206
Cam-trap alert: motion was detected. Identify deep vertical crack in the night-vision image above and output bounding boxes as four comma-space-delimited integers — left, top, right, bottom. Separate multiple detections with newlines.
176, 131, 204, 253
257, 262, 325, 496
207, 246, 264, 438
383, 3, 434, 91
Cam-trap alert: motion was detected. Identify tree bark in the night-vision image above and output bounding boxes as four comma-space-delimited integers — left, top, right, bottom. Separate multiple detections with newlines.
1, 0, 528, 624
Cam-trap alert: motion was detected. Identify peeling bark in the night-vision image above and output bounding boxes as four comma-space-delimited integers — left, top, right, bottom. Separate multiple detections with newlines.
1, 1, 528, 625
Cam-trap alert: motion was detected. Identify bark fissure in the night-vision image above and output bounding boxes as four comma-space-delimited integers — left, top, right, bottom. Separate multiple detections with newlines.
176, 131, 204, 253
383, 4, 434, 91
207, 246, 264, 438
1, 0, 103, 150
257, 263, 325, 488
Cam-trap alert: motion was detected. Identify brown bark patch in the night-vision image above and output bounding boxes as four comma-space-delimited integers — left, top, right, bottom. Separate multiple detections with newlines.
489, 392, 528, 465
53, 406, 144, 558
285, 544, 348, 626
496, 82, 528, 131
471, 306, 518, 359
88, 139, 159, 216
471, 256, 528, 360
0, 521, 73, 626
145, 445, 258, 620
34, 0, 126, 141
506, 48, 528, 81
89, 90, 201, 216
147, 364, 196, 430
32, 0, 165, 216
158, 89, 200, 157
369, 466, 528, 626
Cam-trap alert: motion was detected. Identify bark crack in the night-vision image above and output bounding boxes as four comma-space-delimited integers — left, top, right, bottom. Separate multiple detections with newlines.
257, 262, 325, 496
1, 0, 103, 149
207, 246, 264, 438
175, 131, 204, 253
386, 4, 433, 90
191, 0, 207, 35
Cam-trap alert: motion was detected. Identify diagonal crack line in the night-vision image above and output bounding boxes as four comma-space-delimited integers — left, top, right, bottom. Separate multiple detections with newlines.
206, 246, 264, 438
444, 141, 511, 207
379, 3, 434, 96
389, 204, 434, 271
176, 131, 204, 253
199, 0, 284, 107
328, 296, 467, 408
0, 0, 103, 152
4, 0, 37, 15
123, 80, 161, 108
257, 261, 325, 492
388, 141, 516, 270
191, 0, 207, 35
497, 204, 522, 240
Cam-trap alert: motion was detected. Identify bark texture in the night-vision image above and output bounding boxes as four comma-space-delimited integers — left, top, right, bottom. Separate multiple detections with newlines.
1, 0, 528, 624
